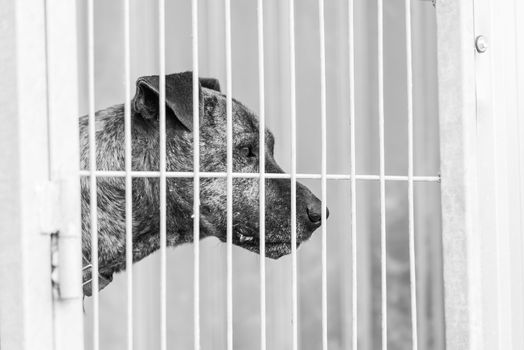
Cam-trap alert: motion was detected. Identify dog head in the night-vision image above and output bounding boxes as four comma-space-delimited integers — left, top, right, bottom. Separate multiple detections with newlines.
132, 71, 329, 259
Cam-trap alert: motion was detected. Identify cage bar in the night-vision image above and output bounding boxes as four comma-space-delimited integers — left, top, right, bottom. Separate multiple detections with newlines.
192, 0, 201, 348
377, 0, 387, 348
44, 0, 84, 348
123, 0, 133, 349
405, 0, 418, 349
288, 0, 299, 348
257, 0, 267, 349
348, 0, 358, 348
158, 0, 168, 348
225, 0, 234, 348
78, 170, 440, 182
318, 0, 328, 349
87, 0, 100, 348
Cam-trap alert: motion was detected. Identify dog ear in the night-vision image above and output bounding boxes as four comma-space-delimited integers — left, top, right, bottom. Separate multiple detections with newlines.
199, 77, 221, 92
132, 71, 206, 131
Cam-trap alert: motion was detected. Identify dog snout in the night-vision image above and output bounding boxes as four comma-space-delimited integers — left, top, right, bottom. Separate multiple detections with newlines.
306, 199, 329, 224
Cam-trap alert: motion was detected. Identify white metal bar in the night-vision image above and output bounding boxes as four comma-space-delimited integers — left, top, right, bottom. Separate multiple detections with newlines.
377, 0, 387, 348
348, 0, 357, 348
225, 0, 233, 349
473, 0, 523, 348
318, 0, 328, 349
483, 0, 520, 347
43, 0, 84, 348
78, 170, 439, 182
123, 0, 133, 349
87, 1, 100, 349
436, 1, 482, 349
192, 0, 201, 348
288, 0, 299, 348
158, 0, 167, 349
405, 0, 418, 349
516, 2, 524, 347
257, 0, 267, 348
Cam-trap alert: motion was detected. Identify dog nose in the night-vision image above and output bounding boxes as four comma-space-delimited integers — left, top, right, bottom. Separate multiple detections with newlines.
306, 201, 329, 224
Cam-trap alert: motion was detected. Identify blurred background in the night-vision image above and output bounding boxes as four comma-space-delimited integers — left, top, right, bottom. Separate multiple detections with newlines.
78, 0, 443, 349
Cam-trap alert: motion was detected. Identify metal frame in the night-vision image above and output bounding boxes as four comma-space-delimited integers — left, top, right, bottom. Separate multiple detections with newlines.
80, 3, 439, 350
437, 0, 524, 348
0, 0, 83, 349
436, 1, 482, 349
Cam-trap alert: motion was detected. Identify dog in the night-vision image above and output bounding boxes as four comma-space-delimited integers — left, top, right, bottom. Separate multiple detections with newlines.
79, 71, 328, 296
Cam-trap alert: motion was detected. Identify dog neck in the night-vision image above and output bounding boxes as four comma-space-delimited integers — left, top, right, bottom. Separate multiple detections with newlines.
79, 104, 195, 295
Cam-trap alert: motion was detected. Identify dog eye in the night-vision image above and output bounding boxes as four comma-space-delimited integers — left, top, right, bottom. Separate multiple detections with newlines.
240, 146, 256, 158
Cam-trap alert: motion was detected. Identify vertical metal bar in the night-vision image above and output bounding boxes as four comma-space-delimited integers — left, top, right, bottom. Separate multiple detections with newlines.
44, 0, 84, 347
123, 0, 133, 349
318, 0, 328, 349
486, 0, 519, 347
257, 0, 267, 349
158, 0, 167, 349
225, 0, 233, 348
192, 0, 201, 348
87, 1, 99, 349
377, 0, 387, 348
405, 0, 418, 349
348, 0, 357, 348
517, 3, 524, 347
436, 1, 482, 349
288, 0, 298, 348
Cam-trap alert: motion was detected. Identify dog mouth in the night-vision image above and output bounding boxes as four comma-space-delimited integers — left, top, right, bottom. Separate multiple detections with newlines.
234, 232, 296, 259
212, 217, 322, 259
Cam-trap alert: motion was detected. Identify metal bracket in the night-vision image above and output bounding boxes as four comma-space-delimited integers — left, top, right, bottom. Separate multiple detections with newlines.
37, 181, 82, 300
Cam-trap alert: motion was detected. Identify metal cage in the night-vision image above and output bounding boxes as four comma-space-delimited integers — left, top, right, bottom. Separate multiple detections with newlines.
1, 0, 524, 349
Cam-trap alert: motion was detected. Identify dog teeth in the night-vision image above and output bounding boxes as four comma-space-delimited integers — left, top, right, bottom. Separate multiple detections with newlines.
239, 234, 254, 243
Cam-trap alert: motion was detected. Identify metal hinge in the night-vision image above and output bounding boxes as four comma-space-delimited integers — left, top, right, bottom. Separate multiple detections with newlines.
37, 181, 82, 300
50, 230, 61, 298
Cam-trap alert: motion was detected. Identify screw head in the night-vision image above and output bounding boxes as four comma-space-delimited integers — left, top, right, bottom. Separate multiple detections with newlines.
476, 35, 488, 53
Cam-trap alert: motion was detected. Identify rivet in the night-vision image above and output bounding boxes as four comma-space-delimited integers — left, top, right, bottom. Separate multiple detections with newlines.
475, 35, 488, 53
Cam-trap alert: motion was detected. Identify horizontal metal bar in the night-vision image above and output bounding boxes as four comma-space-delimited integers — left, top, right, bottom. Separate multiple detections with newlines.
78, 170, 440, 182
